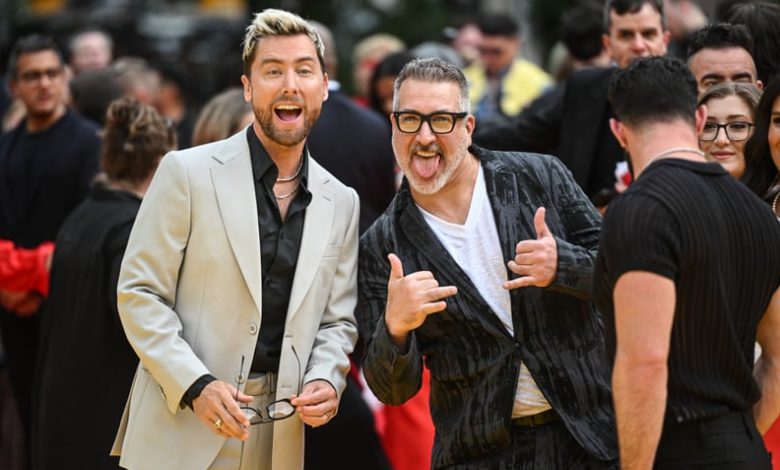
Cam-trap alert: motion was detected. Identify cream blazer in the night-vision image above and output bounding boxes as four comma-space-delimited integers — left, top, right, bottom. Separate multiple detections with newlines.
111, 130, 359, 470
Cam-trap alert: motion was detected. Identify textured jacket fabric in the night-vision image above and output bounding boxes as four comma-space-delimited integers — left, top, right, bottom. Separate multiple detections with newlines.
358, 146, 616, 468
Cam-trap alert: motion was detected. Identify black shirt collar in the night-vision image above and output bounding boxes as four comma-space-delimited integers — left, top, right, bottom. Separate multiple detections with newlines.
245, 126, 309, 185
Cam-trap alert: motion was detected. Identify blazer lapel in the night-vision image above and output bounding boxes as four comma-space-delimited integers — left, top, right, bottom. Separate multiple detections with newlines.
210, 134, 263, 315
286, 157, 334, 322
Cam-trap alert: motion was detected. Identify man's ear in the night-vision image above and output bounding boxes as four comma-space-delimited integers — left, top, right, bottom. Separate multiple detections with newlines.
602, 33, 612, 62
694, 104, 707, 136
322, 72, 329, 102
240, 74, 251, 103
609, 117, 628, 149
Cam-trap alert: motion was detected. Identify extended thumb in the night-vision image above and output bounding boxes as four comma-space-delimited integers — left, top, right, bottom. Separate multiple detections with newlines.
534, 207, 550, 239
388, 253, 404, 281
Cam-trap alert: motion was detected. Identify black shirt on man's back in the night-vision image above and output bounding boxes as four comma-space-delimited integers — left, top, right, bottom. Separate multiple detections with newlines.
594, 158, 780, 424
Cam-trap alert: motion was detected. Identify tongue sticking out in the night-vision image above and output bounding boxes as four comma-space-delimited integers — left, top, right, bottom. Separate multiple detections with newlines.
276, 108, 301, 122
412, 154, 441, 179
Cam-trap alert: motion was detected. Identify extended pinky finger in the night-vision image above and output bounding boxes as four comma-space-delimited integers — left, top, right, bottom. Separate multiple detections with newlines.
503, 276, 533, 290
421, 300, 448, 315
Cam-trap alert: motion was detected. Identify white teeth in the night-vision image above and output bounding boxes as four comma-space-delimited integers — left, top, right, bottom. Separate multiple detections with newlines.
416, 151, 437, 157
276, 105, 301, 110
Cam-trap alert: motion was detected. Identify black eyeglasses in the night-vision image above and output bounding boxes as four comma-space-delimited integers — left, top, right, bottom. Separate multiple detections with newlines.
392, 111, 467, 134
700, 121, 754, 142
237, 347, 303, 468
235, 352, 299, 426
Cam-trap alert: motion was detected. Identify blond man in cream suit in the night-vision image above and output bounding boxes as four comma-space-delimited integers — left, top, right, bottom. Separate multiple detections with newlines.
111, 9, 358, 470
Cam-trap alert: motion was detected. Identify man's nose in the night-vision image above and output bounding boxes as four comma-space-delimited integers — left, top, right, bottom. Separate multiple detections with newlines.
630, 34, 648, 52
415, 121, 437, 144
282, 72, 299, 94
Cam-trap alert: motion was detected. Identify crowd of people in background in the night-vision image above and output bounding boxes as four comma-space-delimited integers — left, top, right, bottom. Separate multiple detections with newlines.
0, 0, 780, 469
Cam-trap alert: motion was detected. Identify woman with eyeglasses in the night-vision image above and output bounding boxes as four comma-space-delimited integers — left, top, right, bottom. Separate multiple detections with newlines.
698, 82, 762, 179
33, 97, 175, 470
743, 78, 780, 220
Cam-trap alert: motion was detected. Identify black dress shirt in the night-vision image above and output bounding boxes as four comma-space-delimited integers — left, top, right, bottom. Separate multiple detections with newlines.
246, 127, 312, 372
181, 128, 311, 407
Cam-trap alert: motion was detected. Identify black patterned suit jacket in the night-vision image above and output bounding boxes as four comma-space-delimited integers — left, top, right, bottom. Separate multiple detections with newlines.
357, 146, 616, 468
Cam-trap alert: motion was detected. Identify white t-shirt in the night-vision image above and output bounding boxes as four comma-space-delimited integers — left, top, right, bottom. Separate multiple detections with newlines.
418, 166, 551, 417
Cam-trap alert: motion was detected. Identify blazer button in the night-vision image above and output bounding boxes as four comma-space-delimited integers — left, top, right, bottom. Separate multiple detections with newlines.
248, 323, 258, 335
237, 373, 246, 384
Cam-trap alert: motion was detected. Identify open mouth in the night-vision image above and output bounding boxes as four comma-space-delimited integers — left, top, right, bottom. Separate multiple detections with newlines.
274, 104, 302, 122
412, 149, 441, 179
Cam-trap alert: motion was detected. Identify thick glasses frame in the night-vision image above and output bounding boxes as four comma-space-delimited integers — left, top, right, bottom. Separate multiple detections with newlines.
699, 121, 754, 142
392, 110, 468, 134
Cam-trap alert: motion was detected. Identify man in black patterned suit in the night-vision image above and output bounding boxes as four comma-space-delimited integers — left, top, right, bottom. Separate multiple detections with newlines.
357, 57, 616, 469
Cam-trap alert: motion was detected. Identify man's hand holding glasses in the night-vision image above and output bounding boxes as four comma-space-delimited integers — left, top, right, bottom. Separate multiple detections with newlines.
290, 379, 339, 428
192, 380, 252, 440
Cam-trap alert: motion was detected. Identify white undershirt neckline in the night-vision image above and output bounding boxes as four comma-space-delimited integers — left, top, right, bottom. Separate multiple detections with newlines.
417, 165, 551, 417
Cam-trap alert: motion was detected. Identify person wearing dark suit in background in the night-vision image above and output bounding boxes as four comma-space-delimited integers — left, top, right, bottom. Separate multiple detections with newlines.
359, 58, 616, 469
308, 22, 396, 235
0, 34, 101, 462
304, 22, 392, 470
474, 0, 670, 206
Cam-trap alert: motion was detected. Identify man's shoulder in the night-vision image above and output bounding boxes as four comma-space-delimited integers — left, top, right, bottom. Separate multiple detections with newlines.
474, 145, 561, 175
65, 111, 101, 138
567, 66, 615, 85
361, 196, 401, 248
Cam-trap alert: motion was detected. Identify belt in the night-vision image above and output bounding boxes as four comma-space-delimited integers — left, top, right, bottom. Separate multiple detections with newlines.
512, 409, 558, 427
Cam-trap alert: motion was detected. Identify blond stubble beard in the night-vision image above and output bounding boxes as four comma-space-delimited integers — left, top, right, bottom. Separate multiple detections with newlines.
256, 106, 320, 147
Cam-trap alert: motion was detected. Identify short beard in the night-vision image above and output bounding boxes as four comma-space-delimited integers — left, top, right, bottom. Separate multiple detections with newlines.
257, 108, 319, 147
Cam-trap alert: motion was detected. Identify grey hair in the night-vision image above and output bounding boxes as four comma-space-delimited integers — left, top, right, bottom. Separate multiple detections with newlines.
392, 58, 470, 112
242, 9, 325, 76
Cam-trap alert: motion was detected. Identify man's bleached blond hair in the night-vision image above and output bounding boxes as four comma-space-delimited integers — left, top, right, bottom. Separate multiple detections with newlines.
242, 9, 325, 76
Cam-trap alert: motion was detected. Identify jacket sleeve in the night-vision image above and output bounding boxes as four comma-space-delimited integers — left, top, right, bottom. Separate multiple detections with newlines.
545, 157, 602, 300
304, 188, 360, 400
116, 152, 210, 414
356, 228, 423, 405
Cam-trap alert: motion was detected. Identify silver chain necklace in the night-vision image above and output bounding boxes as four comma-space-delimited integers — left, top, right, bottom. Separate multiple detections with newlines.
275, 180, 300, 200
276, 157, 304, 183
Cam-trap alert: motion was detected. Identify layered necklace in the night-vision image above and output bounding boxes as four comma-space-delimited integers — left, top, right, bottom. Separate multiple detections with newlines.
274, 157, 304, 200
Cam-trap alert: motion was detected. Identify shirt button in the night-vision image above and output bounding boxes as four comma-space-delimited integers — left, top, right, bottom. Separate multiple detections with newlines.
249, 323, 258, 335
